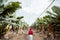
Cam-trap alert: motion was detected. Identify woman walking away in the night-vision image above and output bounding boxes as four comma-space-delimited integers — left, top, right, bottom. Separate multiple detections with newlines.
28, 27, 33, 40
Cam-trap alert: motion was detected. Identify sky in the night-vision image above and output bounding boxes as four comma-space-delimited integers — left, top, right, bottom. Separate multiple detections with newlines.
8, 0, 60, 26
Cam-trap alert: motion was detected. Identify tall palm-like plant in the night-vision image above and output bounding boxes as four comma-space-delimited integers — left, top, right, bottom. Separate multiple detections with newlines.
46, 6, 60, 39
31, 17, 47, 33
0, 1, 22, 39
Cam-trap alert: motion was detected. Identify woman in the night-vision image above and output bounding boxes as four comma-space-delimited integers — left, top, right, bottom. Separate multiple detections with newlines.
28, 28, 33, 40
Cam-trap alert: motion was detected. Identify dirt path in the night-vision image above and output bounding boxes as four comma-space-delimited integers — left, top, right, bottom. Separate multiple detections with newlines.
33, 33, 44, 40
4, 30, 45, 40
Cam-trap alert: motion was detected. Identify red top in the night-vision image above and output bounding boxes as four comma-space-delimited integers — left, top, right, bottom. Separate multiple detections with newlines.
28, 28, 33, 35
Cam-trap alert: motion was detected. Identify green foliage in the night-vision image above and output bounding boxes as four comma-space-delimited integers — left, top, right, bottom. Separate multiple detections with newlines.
17, 16, 24, 19
32, 6, 60, 31
0, 1, 22, 38
31, 17, 47, 30
52, 6, 60, 15
37, 18, 44, 24
1, 2, 21, 17
46, 6, 60, 32
0, 0, 7, 2
47, 6, 60, 23
0, 0, 7, 7
9, 15, 13, 18
0, 0, 3, 4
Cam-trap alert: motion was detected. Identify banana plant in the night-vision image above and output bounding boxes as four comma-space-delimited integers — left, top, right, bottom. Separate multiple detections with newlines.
0, 1, 22, 39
